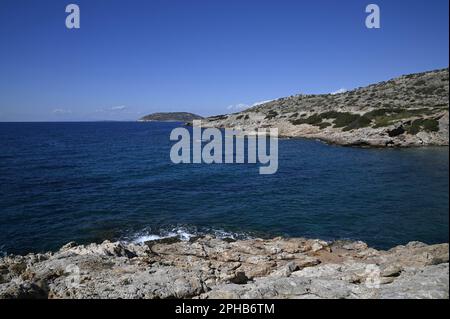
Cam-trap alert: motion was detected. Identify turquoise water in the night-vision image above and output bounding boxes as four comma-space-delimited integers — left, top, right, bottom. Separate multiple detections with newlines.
0, 122, 448, 254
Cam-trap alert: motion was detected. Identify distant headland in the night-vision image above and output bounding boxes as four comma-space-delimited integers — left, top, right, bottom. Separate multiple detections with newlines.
138, 112, 203, 122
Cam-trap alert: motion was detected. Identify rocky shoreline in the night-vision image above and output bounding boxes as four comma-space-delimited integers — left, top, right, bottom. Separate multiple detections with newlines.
0, 236, 448, 299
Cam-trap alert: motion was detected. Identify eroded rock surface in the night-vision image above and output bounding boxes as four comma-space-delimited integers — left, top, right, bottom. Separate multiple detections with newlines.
0, 237, 448, 299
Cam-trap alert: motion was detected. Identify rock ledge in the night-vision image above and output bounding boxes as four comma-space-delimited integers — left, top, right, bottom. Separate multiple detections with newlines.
0, 237, 448, 299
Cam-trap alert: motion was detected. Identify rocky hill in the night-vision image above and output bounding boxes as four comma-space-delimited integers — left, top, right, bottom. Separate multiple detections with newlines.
139, 112, 203, 122
204, 68, 449, 147
0, 237, 448, 299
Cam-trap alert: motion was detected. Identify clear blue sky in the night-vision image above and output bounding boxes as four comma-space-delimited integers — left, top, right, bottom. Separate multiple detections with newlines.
0, 0, 448, 121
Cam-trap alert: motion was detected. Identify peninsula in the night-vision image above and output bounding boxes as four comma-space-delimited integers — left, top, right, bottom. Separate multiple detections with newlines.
203, 68, 449, 147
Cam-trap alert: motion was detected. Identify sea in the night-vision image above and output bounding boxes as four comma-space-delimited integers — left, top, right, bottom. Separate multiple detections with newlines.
0, 122, 448, 255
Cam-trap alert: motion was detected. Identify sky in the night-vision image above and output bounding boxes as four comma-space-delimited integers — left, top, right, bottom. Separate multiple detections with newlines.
0, 0, 448, 121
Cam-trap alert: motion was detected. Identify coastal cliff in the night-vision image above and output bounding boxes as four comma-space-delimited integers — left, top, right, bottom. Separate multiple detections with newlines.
203, 68, 449, 147
0, 237, 448, 299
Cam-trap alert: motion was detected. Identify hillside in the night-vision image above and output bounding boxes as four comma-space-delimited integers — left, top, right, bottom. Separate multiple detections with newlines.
139, 112, 203, 122
204, 68, 449, 147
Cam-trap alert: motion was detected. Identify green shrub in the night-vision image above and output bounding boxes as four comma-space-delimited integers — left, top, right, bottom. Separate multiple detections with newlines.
406, 120, 423, 135
318, 122, 332, 129
365, 108, 390, 119
414, 79, 426, 86
265, 110, 279, 120
415, 86, 437, 95
333, 113, 362, 128
290, 114, 323, 126
422, 119, 440, 132
405, 118, 440, 135
435, 88, 446, 95
209, 114, 228, 120
290, 111, 373, 131
373, 118, 393, 128
366, 108, 435, 128
342, 116, 372, 131
320, 111, 342, 119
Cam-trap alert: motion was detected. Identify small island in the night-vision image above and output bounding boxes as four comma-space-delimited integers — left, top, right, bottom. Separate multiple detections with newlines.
138, 112, 203, 122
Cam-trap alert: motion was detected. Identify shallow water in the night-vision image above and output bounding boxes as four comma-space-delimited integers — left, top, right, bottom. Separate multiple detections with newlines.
0, 122, 448, 254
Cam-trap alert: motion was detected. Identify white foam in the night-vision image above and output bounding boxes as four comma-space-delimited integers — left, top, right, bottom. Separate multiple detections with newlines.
133, 234, 163, 243
128, 226, 252, 245
131, 228, 196, 244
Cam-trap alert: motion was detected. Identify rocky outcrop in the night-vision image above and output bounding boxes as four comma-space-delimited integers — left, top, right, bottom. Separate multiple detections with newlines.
203, 68, 449, 147
0, 237, 448, 299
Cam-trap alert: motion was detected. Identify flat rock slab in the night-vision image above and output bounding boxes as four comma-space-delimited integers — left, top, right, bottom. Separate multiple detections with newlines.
0, 237, 448, 299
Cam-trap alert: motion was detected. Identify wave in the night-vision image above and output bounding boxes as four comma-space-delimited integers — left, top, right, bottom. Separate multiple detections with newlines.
125, 226, 253, 245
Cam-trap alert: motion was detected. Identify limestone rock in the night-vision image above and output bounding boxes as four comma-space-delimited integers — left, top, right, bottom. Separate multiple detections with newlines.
0, 237, 448, 299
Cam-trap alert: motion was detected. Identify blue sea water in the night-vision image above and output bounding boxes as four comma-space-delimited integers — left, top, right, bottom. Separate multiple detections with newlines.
0, 122, 448, 255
